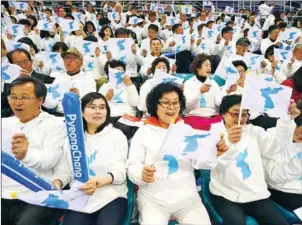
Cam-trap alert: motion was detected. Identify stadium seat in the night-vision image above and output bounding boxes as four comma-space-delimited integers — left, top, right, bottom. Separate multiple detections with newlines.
272, 201, 302, 225
199, 169, 259, 225
123, 179, 135, 225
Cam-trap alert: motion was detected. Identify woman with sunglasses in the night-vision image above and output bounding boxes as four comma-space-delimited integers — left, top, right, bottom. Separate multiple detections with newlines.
62, 92, 128, 225
209, 94, 300, 225
128, 82, 212, 225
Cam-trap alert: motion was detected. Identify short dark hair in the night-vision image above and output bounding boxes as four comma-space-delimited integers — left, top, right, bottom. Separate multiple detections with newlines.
52, 42, 69, 52
18, 19, 31, 27
9, 76, 47, 102
151, 57, 170, 74
172, 23, 182, 33
274, 17, 283, 24
190, 54, 211, 75
27, 15, 38, 30
148, 24, 159, 33
99, 25, 114, 39
278, 21, 287, 29
7, 49, 32, 64
264, 45, 279, 59
65, 14, 75, 20
115, 28, 129, 37
83, 35, 98, 42
226, 21, 234, 27
219, 95, 242, 115
83, 21, 96, 33
232, 60, 248, 71
268, 25, 279, 34
221, 26, 233, 36
81, 92, 111, 134
197, 23, 207, 31
44, 8, 52, 15
104, 60, 126, 76
146, 82, 186, 117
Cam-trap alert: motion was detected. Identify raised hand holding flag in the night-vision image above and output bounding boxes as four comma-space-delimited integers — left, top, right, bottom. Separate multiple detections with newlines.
1, 64, 22, 83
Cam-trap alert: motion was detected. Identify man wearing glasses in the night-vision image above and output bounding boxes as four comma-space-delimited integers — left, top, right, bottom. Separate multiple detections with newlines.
48, 47, 96, 113
2, 76, 68, 225
2, 48, 54, 118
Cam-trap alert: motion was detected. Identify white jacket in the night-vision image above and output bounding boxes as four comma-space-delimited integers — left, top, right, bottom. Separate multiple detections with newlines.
46, 71, 96, 112
2, 112, 67, 199
262, 129, 302, 194
258, 4, 274, 18
210, 119, 296, 203
184, 76, 223, 117
138, 78, 157, 113
281, 59, 302, 78
99, 83, 139, 117
260, 37, 278, 55
64, 124, 128, 213
127, 121, 210, 208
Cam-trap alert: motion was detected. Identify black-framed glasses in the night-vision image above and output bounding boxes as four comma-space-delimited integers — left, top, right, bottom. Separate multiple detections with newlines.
158, 101, 180, 109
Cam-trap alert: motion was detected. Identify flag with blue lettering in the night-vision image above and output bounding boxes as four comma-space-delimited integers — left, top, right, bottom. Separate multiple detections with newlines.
274, 48, 293, 62
1, 64, 21, 83
153, 69, 184, 86
241, 75, 293, 120
4, 39, 30, 52
74, 39, 98, 56
159, 122, 220, 163
61, 19, 80, 33
174, 34, 191, 52
201, 26, 217, 40
37, 21, 55, 32
243, 52, 265, 71
7, 24, 25, 37
212, 57, 240, 89
108, 67, 127, 90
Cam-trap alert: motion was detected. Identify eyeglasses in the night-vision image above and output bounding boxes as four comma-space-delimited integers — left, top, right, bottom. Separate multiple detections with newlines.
158, 101, 180, 109
227, 111, 249, 119
86, 105, 106, 111
64, 55, 80, 62
8, 95, 36, 101
14, 59, 31, 67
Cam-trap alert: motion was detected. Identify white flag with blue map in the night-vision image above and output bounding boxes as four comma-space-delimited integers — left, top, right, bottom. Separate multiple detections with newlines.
212, 56, 240, 89
105, 38, 133, 63
241, 75, 293, 120
274, 48, 293, 62
39, 51, 65, 72
153, 69, 184, 86
4, 39, 30, 52
108, 68, 127, 90
201, 26, 217, 40
243, 52, 264, 71
248, 26, 261, 40
45, 80, 72, 101
37, 21, 55, 32
159, 122, 220, 163
72, 12, 86, 24
278, 28, 299, 42
7, 24, 25, 37
1, 63, 22, 83
74, 39, 98, 56
15, 2, 29, 11
61, 19, 80, 33
174, 34, 191, 52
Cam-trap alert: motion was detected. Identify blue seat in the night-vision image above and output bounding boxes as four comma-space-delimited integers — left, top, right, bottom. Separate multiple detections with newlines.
199, 169, 259, 225
272, 201, 302, 225
123, 179, 135, 225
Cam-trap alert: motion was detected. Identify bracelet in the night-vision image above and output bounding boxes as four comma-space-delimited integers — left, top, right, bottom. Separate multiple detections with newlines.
107, 172, 114, 184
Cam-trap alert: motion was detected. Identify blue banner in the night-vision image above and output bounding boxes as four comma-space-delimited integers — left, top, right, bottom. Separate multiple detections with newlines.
62, 92, 89, 183
1, 151, 55, 192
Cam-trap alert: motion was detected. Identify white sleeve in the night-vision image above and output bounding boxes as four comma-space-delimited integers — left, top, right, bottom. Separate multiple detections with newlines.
138, 81, 152, 113
21, 119, 66, 170
126, 84, 139, 107
127, 127, 147, 186
79, 77, 96, 98
107, 130, 128, 185
184, 81, 202, 112
51, 149, 72, 188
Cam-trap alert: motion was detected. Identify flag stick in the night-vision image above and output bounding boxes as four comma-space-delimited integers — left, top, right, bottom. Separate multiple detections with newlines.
151, 118, 176, 166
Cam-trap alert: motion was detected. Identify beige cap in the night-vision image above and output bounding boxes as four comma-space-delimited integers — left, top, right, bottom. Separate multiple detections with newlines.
61, 47, 83, 61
